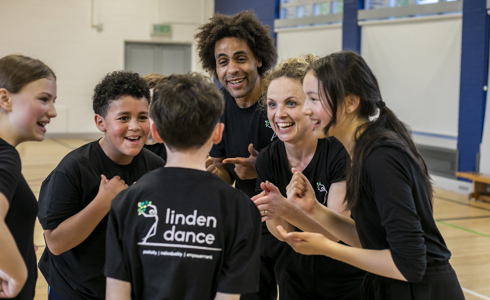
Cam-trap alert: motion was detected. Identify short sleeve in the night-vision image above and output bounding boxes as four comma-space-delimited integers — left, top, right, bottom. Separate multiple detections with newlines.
38, 168, 82, 230
365, 148, 427, 282
217, 196, 261, 294
0, 146, 21, 202
326, 138, 347, 184
105, 192, 130, 281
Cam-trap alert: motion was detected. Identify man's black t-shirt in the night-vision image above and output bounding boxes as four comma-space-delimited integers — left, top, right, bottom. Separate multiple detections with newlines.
143, 142, 167, 162
353, 146, 452, 283
0, 138, 38, 300
106, 167, 262, 300
256, 137, 365, 299
209, 88, 276, 198
38, 140, 164, 300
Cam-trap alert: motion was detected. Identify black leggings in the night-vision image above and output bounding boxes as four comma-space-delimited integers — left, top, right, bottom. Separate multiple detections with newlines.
361, 262, 464, 300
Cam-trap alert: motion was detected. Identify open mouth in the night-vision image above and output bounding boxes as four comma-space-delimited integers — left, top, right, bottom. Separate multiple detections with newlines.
227, 78, 245, 87
125, 136, 141, 142
276, 122, 294, 131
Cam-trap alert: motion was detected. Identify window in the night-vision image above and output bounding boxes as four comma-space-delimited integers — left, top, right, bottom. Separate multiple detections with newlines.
279, 0, 343, 19
365, 0, 460, 10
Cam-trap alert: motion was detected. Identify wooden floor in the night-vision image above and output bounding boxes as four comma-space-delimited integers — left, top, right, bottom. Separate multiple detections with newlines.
17, 138, 490, 300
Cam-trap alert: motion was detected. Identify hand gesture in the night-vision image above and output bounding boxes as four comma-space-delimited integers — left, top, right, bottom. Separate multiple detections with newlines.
286, 168, 318, 214
253, 181, 291, 222
97, 175, 128, 209
276, 225, 330, 256
0, 270, 24, 298
205, 155, 218, 174
223, 144, 258, 180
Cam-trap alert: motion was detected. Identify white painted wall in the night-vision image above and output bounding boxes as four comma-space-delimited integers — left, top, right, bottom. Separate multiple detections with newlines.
276, 24, 342, 62
0, 0, 214, 134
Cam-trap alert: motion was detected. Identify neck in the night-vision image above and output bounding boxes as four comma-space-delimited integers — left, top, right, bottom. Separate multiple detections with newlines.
164, 144, 210, 171
332, 115, 369, 159
283, 133, 318, 172
0, 118, 20, 147
234, 77, 263, 109
99, 137, 134, 165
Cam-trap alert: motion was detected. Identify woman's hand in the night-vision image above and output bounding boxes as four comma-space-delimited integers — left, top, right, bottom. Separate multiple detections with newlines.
276, 225, 331, 256
253, 181, 291, 222
286, 168, 318, 214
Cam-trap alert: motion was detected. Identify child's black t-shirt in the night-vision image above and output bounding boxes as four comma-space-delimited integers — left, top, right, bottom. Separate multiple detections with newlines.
38, 140, 164, 300
143, 142, 167, 162
209, 88, 276, 198
0, 138, 38, 300
106, 167, 262, 300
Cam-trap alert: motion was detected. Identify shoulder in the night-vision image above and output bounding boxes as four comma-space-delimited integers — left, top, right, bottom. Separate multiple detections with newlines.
257, 140, 283, 165
364, 146, 413, 181
0, 142, 21, 168
55, 141, 95, 171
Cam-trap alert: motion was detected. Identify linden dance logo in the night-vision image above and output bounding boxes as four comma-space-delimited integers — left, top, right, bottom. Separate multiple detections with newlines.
316, 182, 328, 204
137, 202, 222, 252
265, 120, 277, 141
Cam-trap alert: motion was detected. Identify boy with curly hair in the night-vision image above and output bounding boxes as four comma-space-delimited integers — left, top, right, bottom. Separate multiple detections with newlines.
38, 71, 165, 300
105, 73, 261, 300
195, 10, 279, 300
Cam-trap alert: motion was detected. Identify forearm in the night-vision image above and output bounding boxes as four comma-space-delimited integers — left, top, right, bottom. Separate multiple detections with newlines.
214, 292, 240, 300
308, 203, 361, 247
282, 205, 340, 242
44, 195, 110, 255
325, 241, 406, 281
106, 277, 131, 300
266, 217, 295, 241
0, 221, 27, 290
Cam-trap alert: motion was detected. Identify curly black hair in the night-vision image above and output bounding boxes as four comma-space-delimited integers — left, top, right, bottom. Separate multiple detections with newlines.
195, 10, 277, 78
92, 71, 150, 117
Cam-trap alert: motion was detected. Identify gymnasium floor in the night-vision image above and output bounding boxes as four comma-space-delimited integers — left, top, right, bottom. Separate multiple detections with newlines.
18, 138, 490, 300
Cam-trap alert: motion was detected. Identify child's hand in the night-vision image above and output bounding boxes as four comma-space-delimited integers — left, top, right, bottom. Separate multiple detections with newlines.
98, 175, 128, 203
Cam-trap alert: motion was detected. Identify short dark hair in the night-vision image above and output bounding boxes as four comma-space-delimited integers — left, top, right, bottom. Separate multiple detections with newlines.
93, 71, 150, 117
0, 54, 56, 93
151, 73, 224, 151
195, 10, 277, 78
142, 73, 166, 90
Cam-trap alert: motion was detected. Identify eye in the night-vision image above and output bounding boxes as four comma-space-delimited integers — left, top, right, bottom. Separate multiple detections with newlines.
237, 56, 247, 63
267, 101, 276, 109
39, 97, 49, 102
138, 115, 149, 121
217, 59, 228, 66
118, 116, 129, 121
286, 100, 297, 108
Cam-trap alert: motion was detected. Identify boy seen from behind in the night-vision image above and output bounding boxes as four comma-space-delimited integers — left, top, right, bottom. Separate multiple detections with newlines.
105, 73, 262, 300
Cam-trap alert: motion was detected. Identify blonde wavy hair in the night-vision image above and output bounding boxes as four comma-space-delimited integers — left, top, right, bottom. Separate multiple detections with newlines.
260, 54, 319, 110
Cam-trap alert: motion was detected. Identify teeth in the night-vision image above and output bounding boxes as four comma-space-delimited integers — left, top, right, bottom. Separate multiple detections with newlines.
277, 122, 293, 130
229, 78, 244, 84
126, 137, 139, 140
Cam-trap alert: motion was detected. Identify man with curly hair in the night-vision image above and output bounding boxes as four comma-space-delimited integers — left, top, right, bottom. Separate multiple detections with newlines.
195, 10, 279, 300
37, 71, 165, 300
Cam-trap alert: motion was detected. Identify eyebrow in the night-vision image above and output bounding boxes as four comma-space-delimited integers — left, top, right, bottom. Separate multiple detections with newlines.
116, 111, 149, 116
216, 50, 248, 59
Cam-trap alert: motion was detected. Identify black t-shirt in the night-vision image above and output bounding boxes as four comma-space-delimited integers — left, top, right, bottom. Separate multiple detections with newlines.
143, 142, 167, 162
256, 137, 365, 299
106, 167, 262, 300
353, 146, 452, 283
38, 140, 165, 300
0, 138, 38, 300
209, 88, 276, 198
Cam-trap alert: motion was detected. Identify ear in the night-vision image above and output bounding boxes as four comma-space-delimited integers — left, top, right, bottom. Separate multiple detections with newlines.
211, 123, 224, 145
94, 114, 106, 133
0, 88, 13, 112
150, 121, 163, 143
345, 95, 360, 114
257, 58, 263, 69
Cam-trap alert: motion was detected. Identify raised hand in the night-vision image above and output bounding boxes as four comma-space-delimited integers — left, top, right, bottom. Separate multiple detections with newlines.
222, 144, 258, 180
253, 181, 291, 222
286, 168, 318, 213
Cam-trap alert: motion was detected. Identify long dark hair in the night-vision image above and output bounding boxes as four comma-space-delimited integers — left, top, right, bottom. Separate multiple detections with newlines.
310, 51, 432, 210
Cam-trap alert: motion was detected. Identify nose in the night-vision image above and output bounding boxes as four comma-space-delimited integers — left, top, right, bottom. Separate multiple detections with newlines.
302, 102, 312, 116
227, 60, 239, 75
128, 118, 140, 131
278, 105, 288, 118
48, 102, 57, 118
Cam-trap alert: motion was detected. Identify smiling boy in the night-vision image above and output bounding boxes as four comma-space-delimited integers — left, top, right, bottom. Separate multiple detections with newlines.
37, 71, 165, 300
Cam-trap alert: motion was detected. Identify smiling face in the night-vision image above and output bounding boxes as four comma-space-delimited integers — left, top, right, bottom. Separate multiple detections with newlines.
267, 77, 312, 144
302, 71, 333, 139
96, 95, 150, 165
8, 77, 57, 144
214, 37, 262, 104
